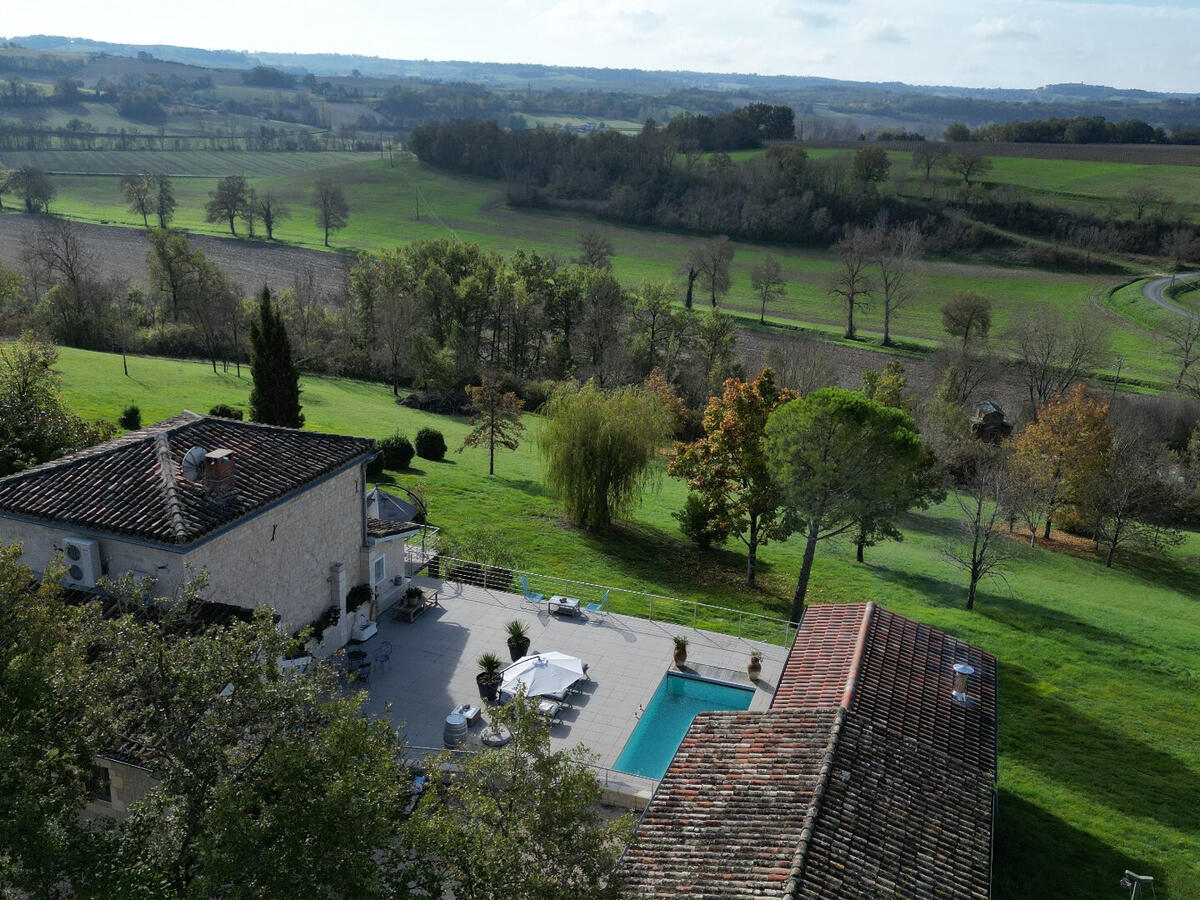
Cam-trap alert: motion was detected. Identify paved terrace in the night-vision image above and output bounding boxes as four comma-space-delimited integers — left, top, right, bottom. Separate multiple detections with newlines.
355, 575, 788, 804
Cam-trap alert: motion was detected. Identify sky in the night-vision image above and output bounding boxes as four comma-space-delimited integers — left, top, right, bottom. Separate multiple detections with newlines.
7, 0, 1200, 92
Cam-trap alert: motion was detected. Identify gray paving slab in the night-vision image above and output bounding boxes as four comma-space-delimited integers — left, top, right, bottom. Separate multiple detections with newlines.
354, 576, 786, 779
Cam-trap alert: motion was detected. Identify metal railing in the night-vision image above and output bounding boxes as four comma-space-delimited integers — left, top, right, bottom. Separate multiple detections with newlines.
403, 525, 439, 573
425, 554, 798, 647
403, 744, 657, 796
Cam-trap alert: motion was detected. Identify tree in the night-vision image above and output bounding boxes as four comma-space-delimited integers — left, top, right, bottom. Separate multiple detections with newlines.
155, 173, 176, 229
941, 291, 992, 350
1011, 384, 1112, 541
0, 162, 11, 210
1166, 315, 1200, 389
911, 142, 949, 181
766, 388, 931, 623
629, 281, 678, 375
459, 372, 527, 475
0, 337, 115, 475
402, 696, 631, 900
869, 221, 922, 347
540, 381, 670, 531
948, 148, 993, 186
1008, 308, 1107, 419
254, 190, 290, 240
944, 122, 971, 142
829, 229, 873, 340
671, 370, 796, 586
240, 187, 259, 237
944, 450, 1013, 610
350, 249, 418, 395
693, 308, 740, 399
78, 581, 407, 897
1125, 184, 1162, 221
204, 175, 249, 236
750, 254, 786, 324
1161, 227, 1200, 285
120, 172, 155, 227
312, 178, 350, 247
249, 286, 304, 428
10, 166, 55, 213
147, 228, 202, 320
851, 146, 891, 190
764, 339, 838, 397
575, 229, 615, 269
693, 236, 734, 308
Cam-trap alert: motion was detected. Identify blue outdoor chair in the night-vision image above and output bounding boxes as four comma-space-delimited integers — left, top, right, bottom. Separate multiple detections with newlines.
521, 575, 545, 605
585, 590, 610, 616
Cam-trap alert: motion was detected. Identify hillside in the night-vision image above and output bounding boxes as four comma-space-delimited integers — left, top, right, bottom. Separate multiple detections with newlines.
48, 344, 1200, 899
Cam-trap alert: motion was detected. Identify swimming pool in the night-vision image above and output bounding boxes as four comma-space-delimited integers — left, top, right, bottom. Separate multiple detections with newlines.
614, 672, 754, 780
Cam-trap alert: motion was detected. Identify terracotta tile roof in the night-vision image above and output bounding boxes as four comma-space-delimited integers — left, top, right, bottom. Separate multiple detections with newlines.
619, 604, 998, 899
0, 411, 373, 546
771, 602, 870, 711
619, 710, 838, 899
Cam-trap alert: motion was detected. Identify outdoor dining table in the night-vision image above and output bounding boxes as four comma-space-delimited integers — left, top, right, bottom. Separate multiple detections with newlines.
548, 595, 582, 616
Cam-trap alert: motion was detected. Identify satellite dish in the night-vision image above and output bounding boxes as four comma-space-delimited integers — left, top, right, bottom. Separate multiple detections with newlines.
181, 446, 207, 482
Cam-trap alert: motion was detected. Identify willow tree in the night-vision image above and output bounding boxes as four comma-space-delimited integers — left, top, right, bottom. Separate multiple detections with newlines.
540, 381, 670, 531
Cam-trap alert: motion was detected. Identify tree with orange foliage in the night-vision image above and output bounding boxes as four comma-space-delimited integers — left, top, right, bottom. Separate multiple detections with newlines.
670, 369, 795, 586
1011, 384, 1112, 541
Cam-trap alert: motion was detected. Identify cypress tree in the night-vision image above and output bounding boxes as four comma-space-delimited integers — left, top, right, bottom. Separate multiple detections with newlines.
248, 286, 304, 428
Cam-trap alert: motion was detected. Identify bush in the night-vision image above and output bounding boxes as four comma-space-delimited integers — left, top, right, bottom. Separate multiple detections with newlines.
118, 404, 141, 430
674, 493, 730, 548
415, 427, 447, 461
345, 583, 373, 613
208, 404, 244, 420
437, 525, 519, 591
378, 432, 415, 470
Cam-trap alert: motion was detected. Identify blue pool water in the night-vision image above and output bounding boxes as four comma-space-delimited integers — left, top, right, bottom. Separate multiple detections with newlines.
614, 672, 754, 780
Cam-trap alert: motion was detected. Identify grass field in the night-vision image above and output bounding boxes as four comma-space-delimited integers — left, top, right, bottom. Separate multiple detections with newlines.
12, 151, 1181, 384
50, 345, 1200, 898
0, 150, 379, 177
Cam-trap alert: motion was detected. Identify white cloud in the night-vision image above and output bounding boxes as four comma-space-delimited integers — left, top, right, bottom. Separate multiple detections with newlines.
969, 17, 1038, 41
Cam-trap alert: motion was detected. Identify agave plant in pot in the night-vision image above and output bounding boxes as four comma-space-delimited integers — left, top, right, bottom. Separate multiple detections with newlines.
476, 652, 504, 702
505, 619, 531, 661
673, 635, 688, 670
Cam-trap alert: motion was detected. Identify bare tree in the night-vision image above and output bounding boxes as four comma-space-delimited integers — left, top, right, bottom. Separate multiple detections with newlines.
694, 236, 734, 308
941, 292, 992, 350
1161, 227, 1200, 285
829, 229, 873, 340
943, 452, 1012, 610
1008, 307, 1107, 419
312, 178, 350, 247
750, 254, 786, 324
764, 338, 838, 396
869, 221, 923, 346
0, 162, 10, 210
20, 217, 96, 307
1125, 185, 1162, 221
931, 345, 996, 406
575, 230, 615, 270
911, 142, 948, 182
1166, 315, 1200, 389
120, 172, 155, 228
947, 148, 993, 187
253, 191, 290, 241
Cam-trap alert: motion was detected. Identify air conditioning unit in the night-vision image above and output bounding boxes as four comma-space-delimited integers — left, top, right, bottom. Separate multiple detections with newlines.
62, 537, 102, 588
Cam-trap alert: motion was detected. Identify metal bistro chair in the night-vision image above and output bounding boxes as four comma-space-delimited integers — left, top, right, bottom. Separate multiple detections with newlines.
375, 640, 392, 671
585, 590, 610, 617
521, 575, 545, 606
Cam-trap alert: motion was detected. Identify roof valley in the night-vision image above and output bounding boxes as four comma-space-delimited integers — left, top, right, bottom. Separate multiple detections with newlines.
152, 432, 188, 544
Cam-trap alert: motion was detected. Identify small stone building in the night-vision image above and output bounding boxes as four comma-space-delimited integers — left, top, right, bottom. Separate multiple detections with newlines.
970, 400, 1013, 443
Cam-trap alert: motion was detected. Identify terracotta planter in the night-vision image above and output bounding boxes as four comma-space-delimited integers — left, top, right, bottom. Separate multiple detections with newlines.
507, 636, 531, 661
673, 647, 687, 669
748, 660, 762, 681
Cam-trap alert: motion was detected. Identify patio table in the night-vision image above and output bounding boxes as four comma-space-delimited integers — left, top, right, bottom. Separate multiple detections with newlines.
548, 595, 582, 616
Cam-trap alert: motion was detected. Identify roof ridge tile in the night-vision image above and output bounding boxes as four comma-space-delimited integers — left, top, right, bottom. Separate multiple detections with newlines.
152, 432, 189, 543
781, 705, 847, 900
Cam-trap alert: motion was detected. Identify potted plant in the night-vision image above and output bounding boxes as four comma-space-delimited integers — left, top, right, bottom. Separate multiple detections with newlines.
748, 650, 763, 681
673, 635, 688, 670
505, 620, 531, 661
476, 653, 504, 702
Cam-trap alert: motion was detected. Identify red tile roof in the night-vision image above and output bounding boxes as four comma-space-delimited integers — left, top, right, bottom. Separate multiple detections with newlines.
0, 412, 373, 546
619, 604, 998, 899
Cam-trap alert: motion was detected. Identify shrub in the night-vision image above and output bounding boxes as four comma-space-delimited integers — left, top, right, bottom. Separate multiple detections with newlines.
673, 493, 730, 549
438, 525, 518, 591
415, 427, 447, 461
345, 583, 373, 613
379, 432, 415, 470
208, 404, 244, 420
118, 404, 141, 430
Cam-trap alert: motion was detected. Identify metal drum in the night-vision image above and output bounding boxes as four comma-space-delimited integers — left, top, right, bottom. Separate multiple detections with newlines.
443, 713, 468, 748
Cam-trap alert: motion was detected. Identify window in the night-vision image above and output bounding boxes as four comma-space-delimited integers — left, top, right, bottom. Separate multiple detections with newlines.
91, 764, 112, 803
373, 556, 386, 585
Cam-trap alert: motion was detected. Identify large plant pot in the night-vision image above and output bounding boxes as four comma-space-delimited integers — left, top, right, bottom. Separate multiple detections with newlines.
748, 661, 762, 681
673, 648, 687, 669
476, 673, 500, 702
507, 636, 531, 661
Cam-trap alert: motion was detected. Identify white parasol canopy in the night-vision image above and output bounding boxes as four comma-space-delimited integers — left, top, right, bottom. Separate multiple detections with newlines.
500, 652, 586, 698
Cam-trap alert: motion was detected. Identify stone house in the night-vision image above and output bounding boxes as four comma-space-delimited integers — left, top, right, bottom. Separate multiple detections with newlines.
0, 411, 426, 816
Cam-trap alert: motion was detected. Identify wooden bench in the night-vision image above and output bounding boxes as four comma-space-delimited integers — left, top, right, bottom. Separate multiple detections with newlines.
391, 587, 440, 623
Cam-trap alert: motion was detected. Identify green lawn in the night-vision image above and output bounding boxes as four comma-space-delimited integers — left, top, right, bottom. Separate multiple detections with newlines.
21, 151, 1178, 383
0, 150, 378, 177
52, 345, 1200, 898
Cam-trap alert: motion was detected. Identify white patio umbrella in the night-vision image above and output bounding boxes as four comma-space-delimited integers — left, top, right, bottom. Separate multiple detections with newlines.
500, 652, 586, 698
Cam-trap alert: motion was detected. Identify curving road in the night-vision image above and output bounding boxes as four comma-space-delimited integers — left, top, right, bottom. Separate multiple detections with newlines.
1142, 272, 1200, 320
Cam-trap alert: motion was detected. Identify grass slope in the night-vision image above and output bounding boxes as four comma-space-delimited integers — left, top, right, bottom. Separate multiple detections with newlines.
53, 345, 1200, 898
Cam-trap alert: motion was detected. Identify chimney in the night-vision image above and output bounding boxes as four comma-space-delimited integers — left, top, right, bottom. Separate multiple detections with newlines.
203, 449, 237, 504
952, 663, 975, 706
